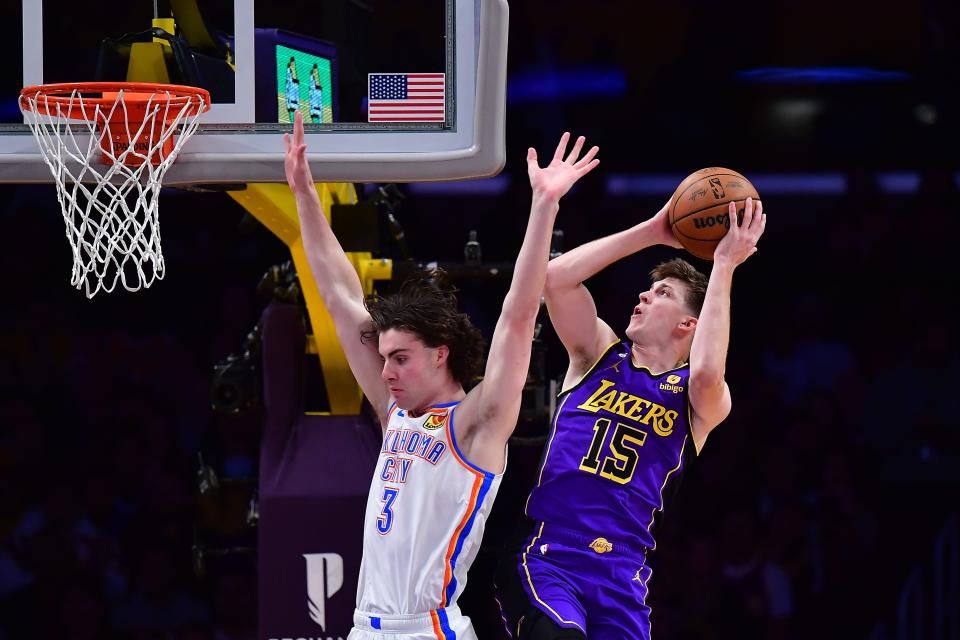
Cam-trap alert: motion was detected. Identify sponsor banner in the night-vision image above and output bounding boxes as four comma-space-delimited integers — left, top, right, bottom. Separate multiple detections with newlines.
258, 303, 381, 640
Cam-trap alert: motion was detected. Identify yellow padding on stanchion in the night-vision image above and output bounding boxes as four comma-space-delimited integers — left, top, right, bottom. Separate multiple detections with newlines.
152, 18, 176, 48
126, 43, 171, 83
228, 182, 392, 415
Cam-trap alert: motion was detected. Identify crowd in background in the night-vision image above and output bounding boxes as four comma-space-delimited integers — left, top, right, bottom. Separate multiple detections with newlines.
2, 0, 959, 637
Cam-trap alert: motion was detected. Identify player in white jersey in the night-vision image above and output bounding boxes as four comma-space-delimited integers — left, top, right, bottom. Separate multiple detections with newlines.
354, 399, 499, 638
284, 111, 600, 639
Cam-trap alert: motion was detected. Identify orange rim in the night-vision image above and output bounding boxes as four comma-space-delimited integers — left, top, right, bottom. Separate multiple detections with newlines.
19, 82, 211, 120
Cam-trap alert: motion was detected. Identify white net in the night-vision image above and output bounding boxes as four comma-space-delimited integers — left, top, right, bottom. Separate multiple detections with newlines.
19, 86, 207, 297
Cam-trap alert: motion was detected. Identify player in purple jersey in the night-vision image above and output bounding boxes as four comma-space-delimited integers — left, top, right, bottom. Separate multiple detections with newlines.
497, 196, 766, 639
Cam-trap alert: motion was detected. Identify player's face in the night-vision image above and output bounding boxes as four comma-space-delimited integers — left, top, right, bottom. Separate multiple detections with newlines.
378, 328, 446, 410
625, 277, 692, 341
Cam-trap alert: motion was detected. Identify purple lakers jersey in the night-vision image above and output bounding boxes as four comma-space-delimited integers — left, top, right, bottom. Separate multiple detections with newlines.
525, 340, 695, 550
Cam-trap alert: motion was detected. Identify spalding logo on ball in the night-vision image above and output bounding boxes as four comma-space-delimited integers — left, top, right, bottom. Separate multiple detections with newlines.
668, 168, 759, 260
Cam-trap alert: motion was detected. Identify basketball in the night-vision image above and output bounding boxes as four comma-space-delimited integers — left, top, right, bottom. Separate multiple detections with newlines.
668, 168, 760, 260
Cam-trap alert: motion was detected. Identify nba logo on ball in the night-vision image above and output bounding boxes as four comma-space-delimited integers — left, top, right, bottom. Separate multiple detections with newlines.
304, 553, 344, 631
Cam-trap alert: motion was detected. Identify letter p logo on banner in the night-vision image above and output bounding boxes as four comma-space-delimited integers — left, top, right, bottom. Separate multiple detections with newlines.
304, 553, 344, 631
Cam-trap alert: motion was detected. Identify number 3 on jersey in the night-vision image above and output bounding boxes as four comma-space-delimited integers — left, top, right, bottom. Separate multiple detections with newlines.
377, 486, 400, 535
579, 418, 647, 484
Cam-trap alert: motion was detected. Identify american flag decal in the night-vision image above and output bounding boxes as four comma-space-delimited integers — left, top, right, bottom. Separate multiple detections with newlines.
368, 73, 445, 122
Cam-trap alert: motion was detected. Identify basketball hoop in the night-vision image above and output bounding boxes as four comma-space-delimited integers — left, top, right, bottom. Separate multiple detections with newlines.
19, 82, 210, 297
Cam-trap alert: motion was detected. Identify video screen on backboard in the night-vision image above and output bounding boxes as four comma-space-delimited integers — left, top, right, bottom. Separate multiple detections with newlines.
274, 46, 334, 124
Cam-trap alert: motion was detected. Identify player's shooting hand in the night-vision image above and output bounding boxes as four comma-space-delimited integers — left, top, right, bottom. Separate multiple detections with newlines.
650, 198, 684, 249
527, 132, 600, 202
714, 197, 766, 267
284, 111, 315, 194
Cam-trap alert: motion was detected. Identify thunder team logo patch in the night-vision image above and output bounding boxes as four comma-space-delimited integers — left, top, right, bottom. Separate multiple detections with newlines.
423, 411, 448, 431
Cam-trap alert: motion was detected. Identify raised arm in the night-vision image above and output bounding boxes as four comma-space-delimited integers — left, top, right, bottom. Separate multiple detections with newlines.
284, 112, 391, 424
544, 200, 682, 383
688, 197, 766, 449
456, 133, 600, 468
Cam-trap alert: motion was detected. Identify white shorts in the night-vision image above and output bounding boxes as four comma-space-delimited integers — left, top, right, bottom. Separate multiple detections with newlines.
348, 605, 477, 640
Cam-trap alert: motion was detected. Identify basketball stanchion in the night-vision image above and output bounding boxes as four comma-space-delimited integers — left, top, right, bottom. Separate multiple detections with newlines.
18, 82, 210, 297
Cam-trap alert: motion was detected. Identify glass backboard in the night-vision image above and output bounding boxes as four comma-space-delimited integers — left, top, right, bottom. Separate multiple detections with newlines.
1, 0, 507, 185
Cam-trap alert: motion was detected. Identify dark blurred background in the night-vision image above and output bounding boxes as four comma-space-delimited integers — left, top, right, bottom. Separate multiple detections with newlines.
2, 1, 959, 639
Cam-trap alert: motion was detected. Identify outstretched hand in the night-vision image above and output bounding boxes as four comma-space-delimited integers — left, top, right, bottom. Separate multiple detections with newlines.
715, 197, 766, 267
527, 132, 600, 201
284, 111, 314, 194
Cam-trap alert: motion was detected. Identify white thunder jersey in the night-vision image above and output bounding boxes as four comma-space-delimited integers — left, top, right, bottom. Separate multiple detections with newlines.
356, 400, 504, 617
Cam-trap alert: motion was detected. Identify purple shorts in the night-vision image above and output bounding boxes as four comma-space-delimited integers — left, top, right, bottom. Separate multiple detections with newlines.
516, 521, 653, 640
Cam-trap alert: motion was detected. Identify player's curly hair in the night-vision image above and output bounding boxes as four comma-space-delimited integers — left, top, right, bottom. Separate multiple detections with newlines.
650, 258, 709, 316
362, 270, 485, 388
